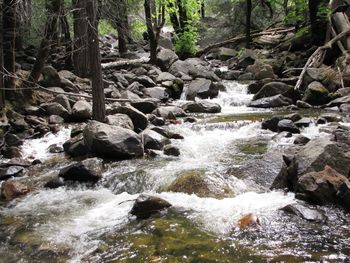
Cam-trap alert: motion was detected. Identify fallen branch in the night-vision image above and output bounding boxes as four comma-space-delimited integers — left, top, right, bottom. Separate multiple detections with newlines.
101, 58, 148, 70
294, 28, 350, 90
196, 27, 295, 56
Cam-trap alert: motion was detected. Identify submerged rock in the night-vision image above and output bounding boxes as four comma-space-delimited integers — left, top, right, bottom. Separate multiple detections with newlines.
84, 121, 144, 159
182, 101, 221, 113
1, 180, 30, 200
152, 106, 186, 119
278, 119, 300, 134
163, 145, 180, 156
0, 166, 26, 181
59, 157, 104, 183
237, 213, 260, 230
44, 177, 65, 189
130, 194, 172, 219
249, 94, 293, 108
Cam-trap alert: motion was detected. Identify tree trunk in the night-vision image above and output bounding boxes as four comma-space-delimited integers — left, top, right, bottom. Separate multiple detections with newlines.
168, 2, 180, 34
27, 0, 61, 86
177, 0, 188, 31
3, 0, 17, 91
116, 0, 128, 54
0, 3, 4, 109
201, 0, 205, 18
144, 0, 157, 64
86, 0, 106, 122
72, 0, 90, 78
61, 14, 73, 70
245, 0, 252, 47
309, 0, 329, 45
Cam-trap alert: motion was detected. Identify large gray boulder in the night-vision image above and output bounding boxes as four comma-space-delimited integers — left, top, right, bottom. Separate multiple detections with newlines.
72, 100, 92, 120
45, 102, 70, 119
245, 61, 276, 80
144, 87, 169, 101
152, 106, 186, 119
302, 81, 330, 105
110, 105, 149, 132
106, 114, 134, 130
186, 78, 218, 100
84, 121, 144, 159
182, 101, 221, 113
156, 49, 179, 70
59, 157, 103, 183
249, 94, 293, 108
253, 82, 295, 101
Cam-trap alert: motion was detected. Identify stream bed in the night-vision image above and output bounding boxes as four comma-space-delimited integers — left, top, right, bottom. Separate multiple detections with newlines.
1, 81, 350, 262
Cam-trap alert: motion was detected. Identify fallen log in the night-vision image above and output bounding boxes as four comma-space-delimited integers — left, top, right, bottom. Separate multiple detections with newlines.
101, 58, 148, 70
196, 27, 295, 56
294, 28, 350, 91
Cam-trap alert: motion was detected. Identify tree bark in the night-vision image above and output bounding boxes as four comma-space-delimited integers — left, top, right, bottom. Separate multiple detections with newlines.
245, 0, 252, 48
144, 0, 157, 64
72, 0, 90, 78
86, 0, 106, 122
3, 0, 17, 91
168, 2, 180, 34
27, 0, 61, 86
177, 0, 188, 31
116, 0, 128, 54
61, 14, 73, 70
308, 0, 329, 45
0, 2, 4, 109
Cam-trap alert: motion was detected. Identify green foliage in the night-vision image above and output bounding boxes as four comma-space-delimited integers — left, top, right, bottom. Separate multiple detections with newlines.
131, 18, 147, 41
98, 20, 118, 36
175, 26, 199, 57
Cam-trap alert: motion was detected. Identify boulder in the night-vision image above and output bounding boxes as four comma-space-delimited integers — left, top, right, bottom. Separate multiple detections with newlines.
144, 87, 169, 101
72, 100, 92, 120
218, 47, 236, 60
141, 129, 168, 150
45, 103, 70, 119
63, 134, 89, 157
48, 115, 64, 124
5, 133, 23, 147
59, 157, 104, 183
0, 166, 26, 181
294, 135, 310, 145
156, 49, 179, 70
294, 118, 312, 128
41, 65, 61, 87
156, 72, 177, 83
10, 118, 29, 132
245, 61, 276, 80
48, 144, 64, 153
281, 203, 326, 222
319, 113, 342, 123
169, 60, 196, 77
262, 116, 282, 132
182, 101, 221, 113
44, 177, 65, 189
152, 106, 186, 119
296, 100, 313, 109
106, 114, 134, 130
237, 213, 260, 229
253, 82, 294, 101
297, 166, 350, 208
1, 180, 30, 200
186, 78, 218, 100
163, 145, 180, 156
340, 103, 350, 114
302, 81, 330, 105
130, 99, 158, 114
130, 194, 172, 219
249, 94, 293, 108
111, 105, 149, 132
327, 94, 350, 107
236, 49, 256, 69
135, 76, 156, 87
277, 119, 300, 134
84, 121, 144, 159
2, 147, 22, 159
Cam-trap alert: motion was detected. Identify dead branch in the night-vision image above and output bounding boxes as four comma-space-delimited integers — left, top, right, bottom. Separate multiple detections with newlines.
101, 58, 148, 70
294, 28, 350, 91
196, 27, 295, 56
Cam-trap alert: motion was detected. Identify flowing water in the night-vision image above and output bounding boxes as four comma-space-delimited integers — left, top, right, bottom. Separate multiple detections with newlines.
1, 81, 350, 262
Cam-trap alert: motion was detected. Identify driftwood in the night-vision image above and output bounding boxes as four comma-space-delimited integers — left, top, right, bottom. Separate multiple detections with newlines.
101, 58, 148, 70
196, 27, 295, 56
294, 28, 350, 90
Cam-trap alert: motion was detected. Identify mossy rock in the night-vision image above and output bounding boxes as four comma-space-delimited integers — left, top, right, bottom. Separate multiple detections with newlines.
166, 170, 233, 198
236, 140, 268, 155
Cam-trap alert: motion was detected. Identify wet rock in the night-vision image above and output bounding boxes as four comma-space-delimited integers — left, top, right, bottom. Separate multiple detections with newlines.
253, 82, 295, 101
148, 114, 166, 126
294, 135, 310, 145
2, 147, 22, 159
316, 117, 327, 124
59, 157, 104, 183
297, 166, 350, 207
130, 99, 159, 114
10, 118, 29, 133
144, 87, 169, 101
182, 101, 221, 113
48, 144, 64, 153
294, 118, 312, 128
32, 159, 42, 165
24, 106, 43, 115
186, 78, 218, 100
156, 72, 176, 83
0, 166, 26, 181
340, 103, 350, 114
141, 129, 168, 150
319, 113, 342, 123
130, 194, 172, 219
302, 81, 330, 105
296, 100, 313, 109
110, 105, 149, 132
278, 119, 300, 134
84, 121, 144, 159
120, 90, 141, 100
156, 49, 179, 71
249, 94, 293, 108
48, 115, 64, 124
106, 114, 134, 130
72, 100, 92, 120
285, 113, 302, 122
163, 145, 180, 156
63, 134, 89, 157
111, 72, 129, 87
184, 117, 197, 123
281, 203, 326, 222
262, 116, 282, 132
1, 180, 30, 200
235, 49, 256, 69
237, 73, 254, 81
169, 60, 196, 77
327, 94, 350, 107
44, 177, 65, 189
334, 126, 350, 145
152, 106, 186, 119
5, 133, 23, 147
